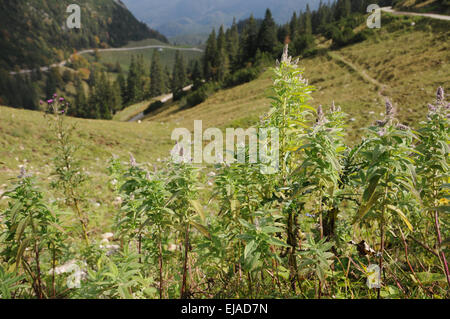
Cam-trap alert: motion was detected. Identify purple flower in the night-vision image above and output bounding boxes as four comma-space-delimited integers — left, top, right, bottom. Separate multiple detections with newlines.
53, 93, 58, 98
39, 100, 44, 105
129, 153, 137, 167
47, 99, 53, 104
437, 87, 444, 102
59, 97, 65, 102
396, 124, 409, 131
385, 99, 395, 117
377, 127, 387, 137
316, 105, 326, 125
428, 103, 437, 112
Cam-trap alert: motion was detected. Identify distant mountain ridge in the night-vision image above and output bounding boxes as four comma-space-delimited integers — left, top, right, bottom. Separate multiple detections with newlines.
122, 0, 319, 38
0, 0, 167, 71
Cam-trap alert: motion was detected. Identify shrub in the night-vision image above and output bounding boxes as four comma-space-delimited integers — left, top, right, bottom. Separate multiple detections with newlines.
143, 100, 164, 115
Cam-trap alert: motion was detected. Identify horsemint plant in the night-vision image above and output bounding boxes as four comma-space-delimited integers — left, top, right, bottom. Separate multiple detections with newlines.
260, 44, 316, 293
352, 99, 419, 298
0, 171, 64, 299
110, 154, 173, 298
44, 96, 89, 245
415, 87, 450, 291
292, 103, 347, 297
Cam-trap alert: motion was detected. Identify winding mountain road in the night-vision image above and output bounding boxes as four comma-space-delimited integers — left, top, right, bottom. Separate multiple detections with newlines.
9, 45, 203, 75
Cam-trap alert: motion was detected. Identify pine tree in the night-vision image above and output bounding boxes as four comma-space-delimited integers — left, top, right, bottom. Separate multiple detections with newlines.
74, 78, 87, 118
172, 51, 186, 99
239, 15, 258, 64
117, 72, 127, 103
203, 29, 217, 80
163, 66, 171, 94
191, 60, 203, 89
126, 55, 139, 104
226, 18, 240, 72
290, 12, 298, 38
45, 69, 58, 98
97, 72, 113, 120
217, 25, 230, 82
111, 80, 123, 113
257, 9, 278, 56
150, 50, 164, 97
304, 4, 313, 35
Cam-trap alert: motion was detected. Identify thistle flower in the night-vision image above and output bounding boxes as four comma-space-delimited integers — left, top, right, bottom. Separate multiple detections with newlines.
47, 99, 53, 104
53, 93, 58, 98
437, 86, 444, 103
129, 153, 137, 167
59, 97, 65, 102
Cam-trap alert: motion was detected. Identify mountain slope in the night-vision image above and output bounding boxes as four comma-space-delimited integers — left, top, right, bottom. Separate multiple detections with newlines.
140, 12, 449, 143
0, 12, 448, 204
0, 0, 167, 71
122, 0, 318, 38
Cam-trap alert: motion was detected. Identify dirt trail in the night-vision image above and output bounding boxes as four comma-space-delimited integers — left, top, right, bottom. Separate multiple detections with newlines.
327, 51, 388, 99
381, 6, 450, 21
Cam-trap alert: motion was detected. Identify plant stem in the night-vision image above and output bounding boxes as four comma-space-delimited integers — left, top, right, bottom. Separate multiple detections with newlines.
180, 222, 190, 299
158, 226, 164, 299
433, 210, 450, 289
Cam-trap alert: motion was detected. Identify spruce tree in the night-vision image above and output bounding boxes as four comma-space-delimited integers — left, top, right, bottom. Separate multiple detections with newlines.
126, 55, 139, 104
172, 51, 186, 99
226, 18, 240, 72
240, 15, 258, 64
74, 78, 87, 118
217, 25, 229, 82
257, 9, 278, 55
191, 60, 203, 89
203, 29, 217, 80
150, 50, 164, 97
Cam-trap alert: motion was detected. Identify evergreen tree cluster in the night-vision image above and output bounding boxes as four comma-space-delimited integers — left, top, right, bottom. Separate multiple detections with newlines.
202, 0, 395, 81
0, 0, 168, 72
70, 69, 122, 120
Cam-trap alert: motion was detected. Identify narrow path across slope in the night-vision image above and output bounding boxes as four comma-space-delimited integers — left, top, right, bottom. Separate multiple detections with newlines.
10, 45, 203, 75
127, 85, 193, 122
381, 6, 450, 21
327, 51, 388, 102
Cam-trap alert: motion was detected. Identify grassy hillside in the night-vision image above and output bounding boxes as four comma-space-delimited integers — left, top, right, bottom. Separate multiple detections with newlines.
1, 12, 448, 217
395, 0, 450, 14
86, 47, 203, 73
0, 106, 176, 228
142, 13, 449, 143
